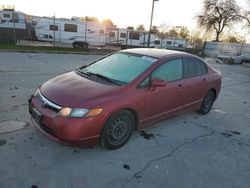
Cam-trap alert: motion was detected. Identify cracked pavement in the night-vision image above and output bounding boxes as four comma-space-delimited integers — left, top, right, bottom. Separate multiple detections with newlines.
0, 52, 250, 188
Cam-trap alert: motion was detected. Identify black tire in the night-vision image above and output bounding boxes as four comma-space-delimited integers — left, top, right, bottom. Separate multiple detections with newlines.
197, 90, 215, 115
73, 42, 79, 48
101, 110, 135, 150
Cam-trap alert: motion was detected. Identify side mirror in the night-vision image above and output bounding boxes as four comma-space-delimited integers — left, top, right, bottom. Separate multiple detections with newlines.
151, 78, 166, 87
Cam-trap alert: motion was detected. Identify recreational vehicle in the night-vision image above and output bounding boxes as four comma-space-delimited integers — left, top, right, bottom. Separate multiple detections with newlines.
154, 38, 187, 50
0, 9, 33, 43
35, 18, 107, 48
107, 28, 156, 48
106, 28, 127, 46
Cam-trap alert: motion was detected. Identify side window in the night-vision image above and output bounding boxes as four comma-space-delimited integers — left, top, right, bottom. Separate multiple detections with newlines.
120, 33, 126, 38
184, 58, 208, 78
3, 14, 11, 18
166, 41, 172, 45
152, 59, 183, 82
154, 40, 160, 45
198, 60, 208, 75
49, 25, 58, 31
109, 32, 115, 37
64, 24, 77, 32
129, 32, 140, 40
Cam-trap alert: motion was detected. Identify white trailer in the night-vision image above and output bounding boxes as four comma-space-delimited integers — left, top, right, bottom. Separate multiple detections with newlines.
0, 9, 26, 29
106, 28, 127, 46
106, 28, 156, 48
0, 9, 34, 43
154, 38, 187, 50
35, 18, 107, 48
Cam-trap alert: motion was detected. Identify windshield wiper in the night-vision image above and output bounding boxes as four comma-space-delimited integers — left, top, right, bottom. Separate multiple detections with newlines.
87, 72, 123, 85
76, 69, 124, 85
76, 69, 94, 77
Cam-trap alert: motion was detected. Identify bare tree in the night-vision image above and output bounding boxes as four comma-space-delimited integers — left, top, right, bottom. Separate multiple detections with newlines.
225, 36, 240, 42
127, 26, 134, 30
233, 0, 250, 27
136, 24, 145, 31
197, 0, 241, 41
102, 19, 116, 28
157, 23, 170, 39
81, 16, 99, 22
178, 27, 190, 39
189, 31, 204, 50
167, 29, 178, 38
150, 26, 159, 34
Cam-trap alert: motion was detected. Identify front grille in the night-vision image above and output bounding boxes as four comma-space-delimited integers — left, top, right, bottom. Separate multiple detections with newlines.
37, 90, 62, 112
40, 123, 56, 137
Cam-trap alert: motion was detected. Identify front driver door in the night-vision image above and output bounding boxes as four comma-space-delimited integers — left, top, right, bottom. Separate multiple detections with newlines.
143, 58, 185, 125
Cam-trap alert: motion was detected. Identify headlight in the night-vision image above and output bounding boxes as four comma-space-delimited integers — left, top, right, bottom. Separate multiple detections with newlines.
58, 107, 103, 118
34, 89, 39, 97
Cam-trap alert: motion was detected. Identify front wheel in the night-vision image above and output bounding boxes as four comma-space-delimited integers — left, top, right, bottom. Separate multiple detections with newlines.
100, 110, 135, 150
197, 90, 215, 115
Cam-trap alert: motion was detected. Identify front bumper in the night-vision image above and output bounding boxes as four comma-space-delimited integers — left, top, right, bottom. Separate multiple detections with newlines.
28, 95, 104, 147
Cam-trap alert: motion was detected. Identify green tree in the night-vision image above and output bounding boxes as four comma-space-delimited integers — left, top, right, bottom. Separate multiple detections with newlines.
197, 0, 241, 41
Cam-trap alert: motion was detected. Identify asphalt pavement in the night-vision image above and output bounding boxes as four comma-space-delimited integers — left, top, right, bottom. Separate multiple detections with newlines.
0, 52, 250, 188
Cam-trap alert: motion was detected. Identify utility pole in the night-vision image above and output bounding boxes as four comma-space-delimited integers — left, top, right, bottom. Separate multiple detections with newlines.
12, 12, 18, 44
147, 0, 158, 47
53, 12, 55, 47
85, 16, 88, 48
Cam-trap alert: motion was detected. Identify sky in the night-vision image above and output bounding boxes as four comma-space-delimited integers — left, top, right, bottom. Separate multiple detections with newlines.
1, 0, 205, 29
1, 0, 249, 40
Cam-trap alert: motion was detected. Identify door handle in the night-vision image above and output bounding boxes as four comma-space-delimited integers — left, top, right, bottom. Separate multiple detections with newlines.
176, 84, 182, 90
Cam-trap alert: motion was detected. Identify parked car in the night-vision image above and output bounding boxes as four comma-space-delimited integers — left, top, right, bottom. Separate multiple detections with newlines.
29, 48, 222, 149
217, 52, 244, 64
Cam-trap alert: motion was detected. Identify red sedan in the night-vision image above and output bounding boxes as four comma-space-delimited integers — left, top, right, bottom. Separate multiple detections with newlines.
29, 48, 221, 149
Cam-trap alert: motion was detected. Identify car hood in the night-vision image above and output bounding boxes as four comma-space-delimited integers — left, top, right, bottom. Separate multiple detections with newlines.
40, 71, 122, 108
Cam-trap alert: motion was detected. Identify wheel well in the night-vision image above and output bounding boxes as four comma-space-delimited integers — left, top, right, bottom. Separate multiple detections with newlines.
73, 41, 89, 46
209, 88, 216, 100
124, 108, 139, 130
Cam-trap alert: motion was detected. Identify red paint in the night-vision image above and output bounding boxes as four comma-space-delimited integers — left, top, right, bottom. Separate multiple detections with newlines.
29, 49, 221, 147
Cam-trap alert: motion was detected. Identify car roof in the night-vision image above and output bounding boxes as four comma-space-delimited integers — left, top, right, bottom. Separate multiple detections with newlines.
121, 48, 187, 59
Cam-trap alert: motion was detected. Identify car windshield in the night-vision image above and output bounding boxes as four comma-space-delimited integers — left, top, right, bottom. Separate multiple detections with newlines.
79, 52, 157, 84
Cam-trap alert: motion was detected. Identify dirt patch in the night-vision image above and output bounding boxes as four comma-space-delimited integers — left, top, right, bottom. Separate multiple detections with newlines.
0, 139, 7, 146
140, 131, 155, 140
0, 120, 29, 134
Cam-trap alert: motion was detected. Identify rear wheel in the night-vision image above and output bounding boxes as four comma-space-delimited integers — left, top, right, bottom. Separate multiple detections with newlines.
197, 90, 215, 115
101, 110, 135, 150
73, 42, 79, 48
73, 42, 88, 49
